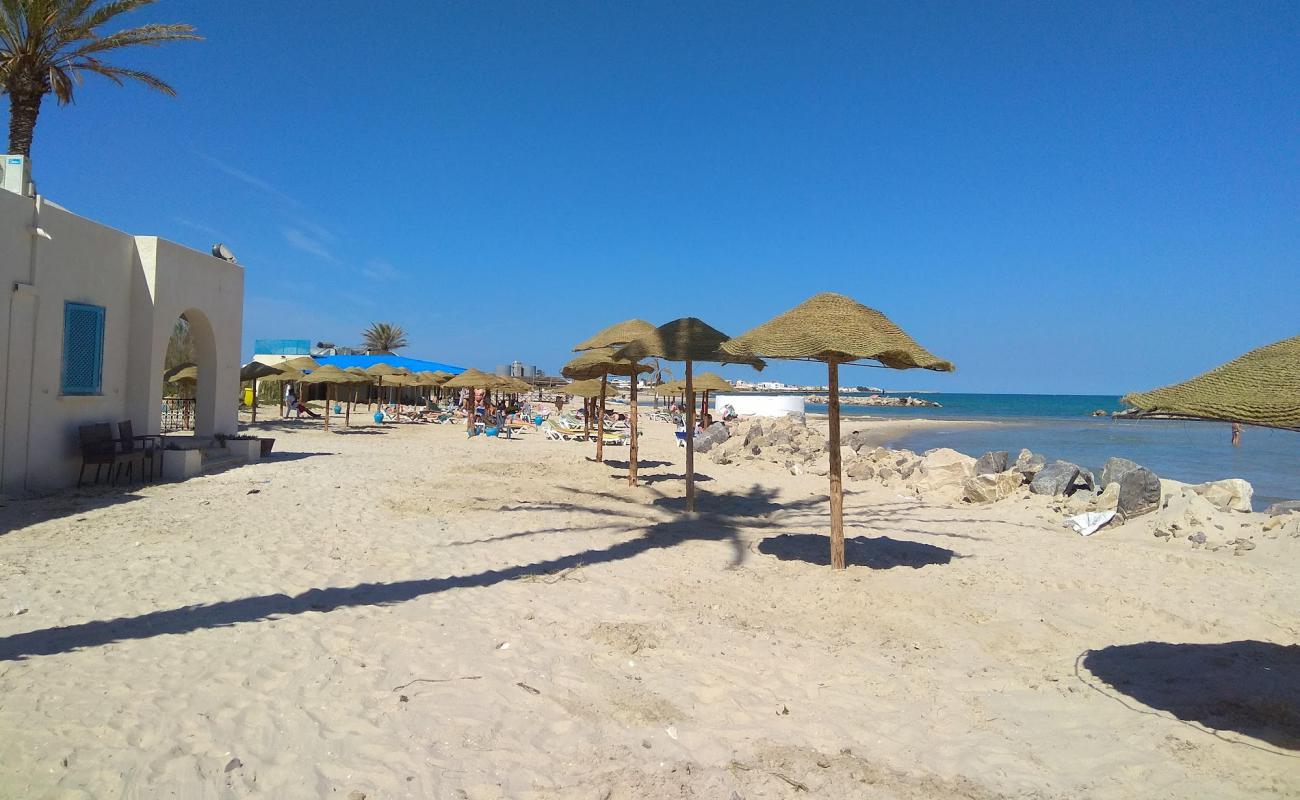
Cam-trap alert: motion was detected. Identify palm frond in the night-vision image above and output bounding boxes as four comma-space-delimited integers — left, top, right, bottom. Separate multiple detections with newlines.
69, 60, 175, 94
64, 22, 199, 59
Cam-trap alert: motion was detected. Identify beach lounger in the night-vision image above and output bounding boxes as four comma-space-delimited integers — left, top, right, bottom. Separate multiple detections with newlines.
542, 419, 588, 441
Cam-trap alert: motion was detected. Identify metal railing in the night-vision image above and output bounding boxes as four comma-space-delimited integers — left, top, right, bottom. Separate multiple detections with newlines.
161, 398, 196, 432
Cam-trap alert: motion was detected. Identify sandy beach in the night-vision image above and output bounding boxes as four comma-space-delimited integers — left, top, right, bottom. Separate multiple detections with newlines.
1, 412, 1297, 799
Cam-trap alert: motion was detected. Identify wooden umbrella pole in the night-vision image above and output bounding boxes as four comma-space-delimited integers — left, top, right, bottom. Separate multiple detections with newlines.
323, 384, 331, 430
251, 378, 258, 422
827, 359, 845, 570
465, 386, 474, 432
278, 381, 284, 417
596, 374, 608, 462
685, 360, 695, 513
583, 397, 591, 440
628, 374, 639, 486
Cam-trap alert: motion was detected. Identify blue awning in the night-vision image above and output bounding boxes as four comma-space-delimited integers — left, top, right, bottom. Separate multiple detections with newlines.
314, 354, 465, 374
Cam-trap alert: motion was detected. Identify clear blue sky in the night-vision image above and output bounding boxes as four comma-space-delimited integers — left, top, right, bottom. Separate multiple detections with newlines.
20, 1, 1299, 393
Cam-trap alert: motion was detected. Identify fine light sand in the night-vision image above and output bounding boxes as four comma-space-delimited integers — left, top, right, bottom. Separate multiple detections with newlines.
0, 411, 1297, 799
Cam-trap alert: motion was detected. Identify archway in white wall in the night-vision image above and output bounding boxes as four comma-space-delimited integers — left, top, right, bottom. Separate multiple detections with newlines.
165, 308, 218, 437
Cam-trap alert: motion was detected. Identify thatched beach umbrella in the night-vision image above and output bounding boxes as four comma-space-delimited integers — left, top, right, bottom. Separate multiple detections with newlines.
364, 363, 410, 409
298, 366, 362, 430
565, 378, 621, 399
564, 378, 622, 442
1122, 334, 1300, 432
562, 346, 653, 468
573, 319, 657, 484
443, 368, 497, 432
240, 361, 284, 422
652, 373, 731, 423
615, 318, 763, 512
164, 362, 197, 387
264, 356, 318, 415
682, 371, 732, 423
722, 292, 953, 569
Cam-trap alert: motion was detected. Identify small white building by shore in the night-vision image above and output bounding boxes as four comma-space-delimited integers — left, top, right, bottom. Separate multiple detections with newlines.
0, 189, 243, 493
712, 393, 806, 418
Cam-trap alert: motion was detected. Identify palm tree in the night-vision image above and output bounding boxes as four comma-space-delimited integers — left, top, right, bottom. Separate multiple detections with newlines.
361, 322, 408, 354
649, 357, 673, 409
0, 0, 200, 157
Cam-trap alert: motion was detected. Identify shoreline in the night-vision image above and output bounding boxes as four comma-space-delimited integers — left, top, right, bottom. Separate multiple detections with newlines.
802, 414, 1002, 448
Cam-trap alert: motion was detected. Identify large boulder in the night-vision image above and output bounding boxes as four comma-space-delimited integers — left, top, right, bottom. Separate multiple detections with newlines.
841, 430, 873, 453
962, 470, 1022, 504
1117, 467, 1161, 521
1100, 457, 1142, 489
1094, 482, 1120, 511
1029, 461, 1081, 496
1190, 479, 1254, 513
806, 454, 831, 477
693, 423, 730, 453
742, 419, 765, 447
917, 448, 977, 492
1013, 449, 1046, 481
1265, 500, 1300, 516
845, 458, 875, 480
974, 450, 1009, 476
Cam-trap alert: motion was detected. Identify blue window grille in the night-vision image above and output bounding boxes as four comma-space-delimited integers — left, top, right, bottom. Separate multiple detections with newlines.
61, 302, 105, 396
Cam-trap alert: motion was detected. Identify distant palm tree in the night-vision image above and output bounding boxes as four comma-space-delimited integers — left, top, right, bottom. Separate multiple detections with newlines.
362, 322, 408, 354
650, 358, 673, 408
0, 0, 200, 157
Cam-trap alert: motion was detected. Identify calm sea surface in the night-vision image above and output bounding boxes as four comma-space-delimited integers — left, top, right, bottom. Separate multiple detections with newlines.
804, 393, 1299, 509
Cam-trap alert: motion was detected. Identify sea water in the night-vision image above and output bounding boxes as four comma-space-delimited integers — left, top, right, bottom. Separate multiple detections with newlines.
804, 393, 1300, 509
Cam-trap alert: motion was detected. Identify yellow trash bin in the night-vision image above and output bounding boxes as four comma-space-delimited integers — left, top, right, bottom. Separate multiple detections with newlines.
242, 387, 254, 407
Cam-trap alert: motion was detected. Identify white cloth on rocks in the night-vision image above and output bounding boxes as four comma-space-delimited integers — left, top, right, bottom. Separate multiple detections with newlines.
1066, 510, 1116, 537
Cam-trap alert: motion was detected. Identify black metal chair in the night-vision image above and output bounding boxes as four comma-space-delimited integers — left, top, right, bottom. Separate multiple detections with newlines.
77, 423, 142, 486
117, 420, 162, 481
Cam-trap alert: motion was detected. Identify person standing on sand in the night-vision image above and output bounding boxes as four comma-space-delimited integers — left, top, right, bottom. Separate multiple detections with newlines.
285, 384, 298, 419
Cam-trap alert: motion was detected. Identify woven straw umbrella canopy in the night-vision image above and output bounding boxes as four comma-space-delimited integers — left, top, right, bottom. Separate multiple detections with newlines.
562, 346, 653, 467
574, 319, 658, 352
240, 361, 283, 382
1121, 334, 1300, 432
722, 292, 954, 569
298, 366, 362, 429
363, 363, 410, 409
653, 380, 685, 396
614, 318, 763, 512
277, 356, 320, 371
240, 361, 284, 422
565, 378, 621, 398
164, 363, 197, 385
683, 372, 733, 393
503, 376, 533, 394
677, 371, 732, 424
572, 320, 657, 484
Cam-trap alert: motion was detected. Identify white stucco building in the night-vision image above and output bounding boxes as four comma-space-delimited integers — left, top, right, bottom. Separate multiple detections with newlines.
0, 189, 243, 493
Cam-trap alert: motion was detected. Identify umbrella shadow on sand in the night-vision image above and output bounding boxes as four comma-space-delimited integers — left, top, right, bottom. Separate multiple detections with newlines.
0, 481, 972, 662
1080, 641, 1300, 751
0, 483, 778, 661
757, 532, 959, 569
